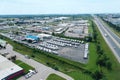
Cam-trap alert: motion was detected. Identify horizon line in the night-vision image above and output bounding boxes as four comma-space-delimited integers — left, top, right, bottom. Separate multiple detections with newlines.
0, 12, 120, 16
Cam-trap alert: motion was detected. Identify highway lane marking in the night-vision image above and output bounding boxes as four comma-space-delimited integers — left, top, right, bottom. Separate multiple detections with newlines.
100, 18, 120, 43
93, 18, 120, 63
98, 18, 120, 49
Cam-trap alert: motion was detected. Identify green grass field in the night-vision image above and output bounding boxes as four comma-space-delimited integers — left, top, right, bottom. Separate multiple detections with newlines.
47, 74, 66, 80
88, 20, 93, 33
67, 71, 93, 80
13, 60, 34, 80
14, 60, 34, 73
85, 43, 98, 71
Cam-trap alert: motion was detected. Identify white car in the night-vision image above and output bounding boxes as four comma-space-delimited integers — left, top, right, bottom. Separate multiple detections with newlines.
113, 47, 116, 49
27, 72, 33, 77
25, 75, 30, 79
104, 34, 108, 37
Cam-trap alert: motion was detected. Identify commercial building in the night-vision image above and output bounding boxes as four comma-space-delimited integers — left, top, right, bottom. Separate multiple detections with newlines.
64, 20, 89, 38
0, 55, 24, 80
25, 35, 39, 43
37, 33, 52, 39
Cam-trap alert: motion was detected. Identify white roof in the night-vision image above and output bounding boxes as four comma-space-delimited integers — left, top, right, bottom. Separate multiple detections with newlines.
84, 43, 89, 58
0, 55, 23, 80
55, 28, 62, 32
37, 34, 51, 38
85, 43, 89, 49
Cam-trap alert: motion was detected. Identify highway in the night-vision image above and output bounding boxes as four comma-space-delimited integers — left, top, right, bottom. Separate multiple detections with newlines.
92, 15, 120, 63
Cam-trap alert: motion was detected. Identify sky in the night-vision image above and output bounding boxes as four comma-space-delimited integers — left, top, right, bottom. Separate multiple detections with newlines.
0, 0, 120, 14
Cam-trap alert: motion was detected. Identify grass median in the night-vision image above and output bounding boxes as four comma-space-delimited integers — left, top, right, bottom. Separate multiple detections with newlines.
13, 60, 34, 80
47, 74, 66, 80
93, 20, 120, 80
13, 60, 34, 74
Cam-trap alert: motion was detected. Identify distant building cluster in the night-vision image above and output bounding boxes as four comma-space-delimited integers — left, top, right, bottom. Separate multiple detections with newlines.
64, 20, 89, 38
0, 15, 89, 63
101, 14, 120, 27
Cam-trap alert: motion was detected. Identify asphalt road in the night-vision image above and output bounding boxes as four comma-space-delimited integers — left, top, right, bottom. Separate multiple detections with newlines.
92, 15, 120, 63
0, 44, 74, 80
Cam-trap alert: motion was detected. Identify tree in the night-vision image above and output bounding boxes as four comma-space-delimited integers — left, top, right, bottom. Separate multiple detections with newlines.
15, 31, 19, 35
96, 44, 101, 52
96, 54, 109, 67
52, 32, 55, 36
54, 66, 59, 71
92, 70, 103, 80
85, 36, 92, 42
98, 49, 104, 55
93, 33, 97, 41
46, 62, 50, 66
31, 54, 35, 58
106, 61, 112, 70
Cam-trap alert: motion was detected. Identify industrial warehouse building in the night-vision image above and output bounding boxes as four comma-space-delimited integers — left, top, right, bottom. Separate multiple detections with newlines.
0, 55, 24, 80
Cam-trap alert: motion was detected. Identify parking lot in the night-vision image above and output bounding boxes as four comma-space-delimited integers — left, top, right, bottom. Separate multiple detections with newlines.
1, 33, 89, 63
36, 37, 88, 63
58, 44, 87, 63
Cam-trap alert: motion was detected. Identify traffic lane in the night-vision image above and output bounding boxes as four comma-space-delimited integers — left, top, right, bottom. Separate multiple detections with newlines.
106, 35, 120, 57
94, 18, 120, 62
99, 18, 120, 44
96, 18, 120, 48
98, 19, 120, 49
103, 23, 120, 43
96, 20, 120, 57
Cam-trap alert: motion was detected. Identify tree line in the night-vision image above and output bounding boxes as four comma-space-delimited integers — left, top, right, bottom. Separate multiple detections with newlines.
91, 20, 112, 80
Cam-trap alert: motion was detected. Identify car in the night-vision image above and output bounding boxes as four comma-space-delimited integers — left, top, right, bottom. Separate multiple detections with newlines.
24, 72, 32, 79
29, 70, 36, 74
25, 55, 30, 59
104, 33, 108, 37
24, 74, 30, 79
27, 72, 33, 77
74, 45, 78, 48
